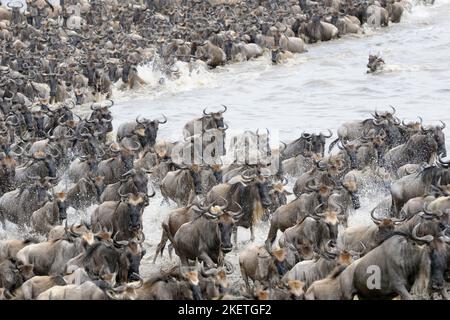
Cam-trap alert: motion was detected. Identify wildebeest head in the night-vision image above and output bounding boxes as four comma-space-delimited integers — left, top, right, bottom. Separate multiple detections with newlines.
411, 223, 450, 293
119, 192, 150, 232
312, 203, 344, 242
367, 54, 385, 73
121, 168, 150, 194
370, 206, 405, 242
268, 179, 292, 213
201, 202, 244, 253
234, 172, 273, 210
203, 105, 227, 129
422, 122, 447, 158
55, 191, 68, 221
110, 143, 140, 171
310, 130, 333, 156
135, 115, 167, 148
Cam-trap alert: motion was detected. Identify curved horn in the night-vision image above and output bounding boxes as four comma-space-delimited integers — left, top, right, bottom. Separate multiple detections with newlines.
158, 114, 167, 124
389, 105, 396, 115
320, 129, 333, 138
228, 202, 243, 220
439, 120, 446, 130
370, 206, 383, 224
203, 107, 211, 116
411, 223, 434, 243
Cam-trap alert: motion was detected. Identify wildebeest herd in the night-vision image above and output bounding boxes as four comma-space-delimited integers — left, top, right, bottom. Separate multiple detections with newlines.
0, 0, 429, 106
0, 100, 448, 300
0, 0, 445, 302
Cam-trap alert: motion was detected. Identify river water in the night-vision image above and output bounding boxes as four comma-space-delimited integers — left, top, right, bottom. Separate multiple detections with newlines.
112, 0, 450, 147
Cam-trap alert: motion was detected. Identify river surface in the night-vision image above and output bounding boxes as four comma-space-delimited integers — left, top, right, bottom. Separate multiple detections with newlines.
111, 0, 450, 147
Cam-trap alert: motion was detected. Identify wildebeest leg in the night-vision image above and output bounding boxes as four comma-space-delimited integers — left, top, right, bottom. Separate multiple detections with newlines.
233, 226, 238, 246
250, 226, 255, 242
153, 229, 169, 263
0, 212, 6, 230
440, 288, 450, 300
394, 284, 414, 300
199, 252, 215, 268
168, 244, 173, 260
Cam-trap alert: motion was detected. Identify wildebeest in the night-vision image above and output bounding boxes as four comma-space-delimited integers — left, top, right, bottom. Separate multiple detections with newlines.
91, 192, 151, 241
169, 204, 243, 267
182, 105, 227, 139
207, 173, 272, 243
306, 227, 449, 299
31, 192, 68, 235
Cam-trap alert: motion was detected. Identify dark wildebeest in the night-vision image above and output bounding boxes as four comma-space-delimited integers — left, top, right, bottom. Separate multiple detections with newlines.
206, 172, 272, 243
66, 238, 145, 283
117, 115, 167, 151
97, 143, 140, 185
91, 192, 151, 241
183, 105, 227, 138
160, 165, 204, 207
281, 130, 333, 159
100, 168, 152, 202
305, 228, 450, 300
168, 204, 243, 268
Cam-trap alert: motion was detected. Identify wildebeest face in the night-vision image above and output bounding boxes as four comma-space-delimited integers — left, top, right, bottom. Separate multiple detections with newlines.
189, 167, 203, 195
311, 135, 327, 156
56, 194, 68, 220
133, 171, 149, 194
143, 121, 159, 148
256, 177, 272, 208
44, 156, 57, 177
212, 113, 224, 129
431, 128, 447, 157
271, 49, 279, 64
122, 63, 131, 83
429, 238, 448, 291
218, 214, 235, 253
127, 196, 145, 231
125, 241, 144, 280
121, 149, 135, 171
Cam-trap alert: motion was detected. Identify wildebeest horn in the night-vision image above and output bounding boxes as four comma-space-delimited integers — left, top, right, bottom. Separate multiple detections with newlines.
370, 206, 383, 224
320, 129, 333, 138
411, 223, 434, 243
122, 169, 137, 178
349, 242, 366, 256
218, 196, 228, 211
301, 132, 312, 139
305, 178, 318, 192
203, 107, 211, 116
313, 203, 324, 217
126, 141, 141, 152
158, 115, 167, 124
422, 203, 441, 217
389, 105, 396, 115
220, 105, 228, 113
147, 186, 156, 198
228, 202, 243, 220
439, 120, 446, 130
136, 115, 148, 125
109, 143, 121, 153
102, 100, 114, 108
437, 153, 450, 167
